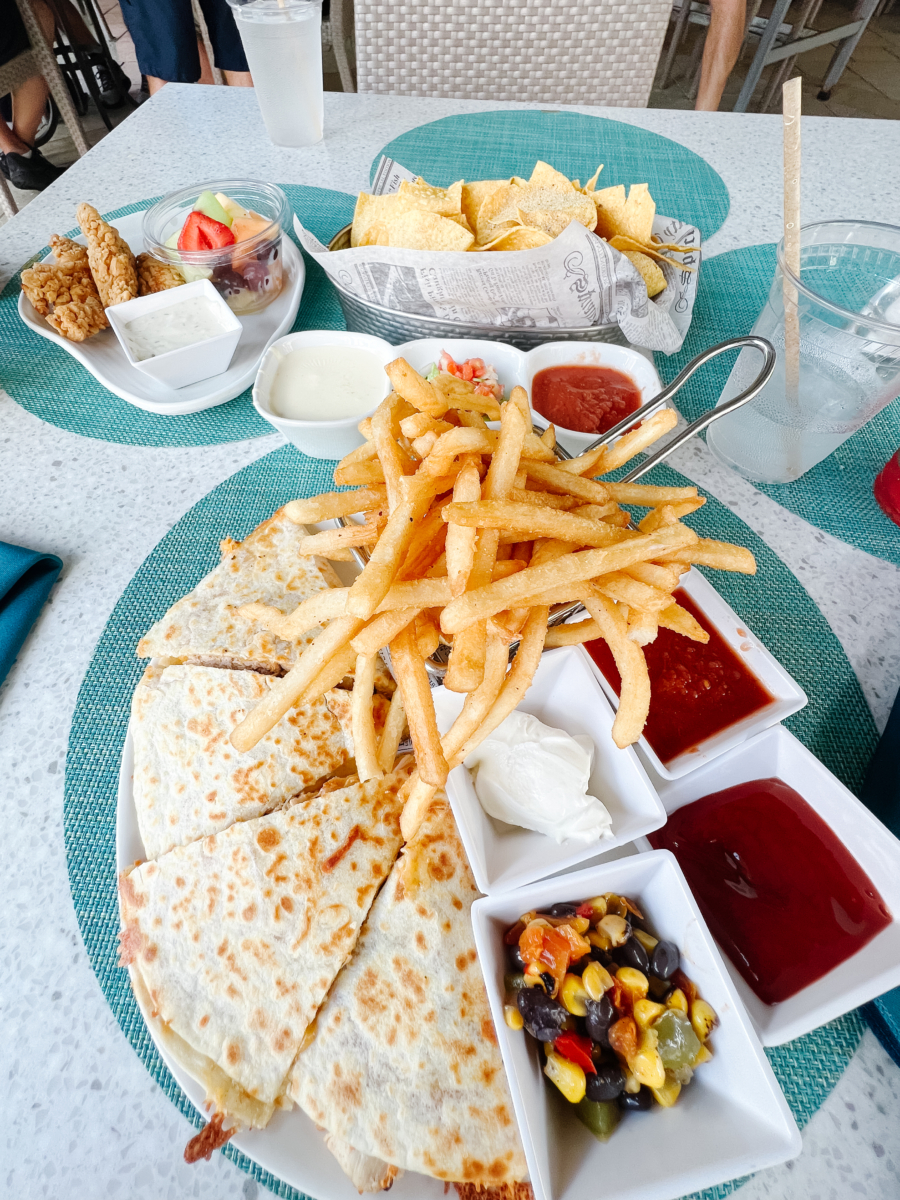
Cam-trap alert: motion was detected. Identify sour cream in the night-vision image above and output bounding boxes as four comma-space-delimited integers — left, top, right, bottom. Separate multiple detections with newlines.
466, 711, 613, 844
122, 295, 229, 361
269, 345, 386, 421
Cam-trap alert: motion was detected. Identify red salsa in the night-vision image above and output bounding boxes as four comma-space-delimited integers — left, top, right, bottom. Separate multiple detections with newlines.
532, 365, 641, 435
648, 779, 892, 1005
585, 589, 773, 763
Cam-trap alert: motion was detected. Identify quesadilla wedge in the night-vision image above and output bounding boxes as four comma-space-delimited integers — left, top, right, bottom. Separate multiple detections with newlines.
137, 508, 343, 672
289, 798, 529, 1191
118, 761, 413, 1137
131, 664, 353, 858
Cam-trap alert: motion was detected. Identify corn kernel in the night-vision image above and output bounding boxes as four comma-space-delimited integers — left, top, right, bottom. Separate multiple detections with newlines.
691, 998, 718, 1042
692, 1042, 714, 1067
633, 929, 659, 954
667, 987, 688, 1014
544, 1048, 586, 1103
622, 1065, 641, 1094
616, 966, 649, 1001
629, 1029, 666, 1089
603, 893, 628, 917
598, 915, 630, 947
561, 973, 589, 1017
651, 1072, 682, 1108
569, 916, 591, 934
588, 929, 612, 951
582, 961, 613, 1000
584, 895, 608, 920
503, 1004, 524, 1030
633, 998, 666, 1029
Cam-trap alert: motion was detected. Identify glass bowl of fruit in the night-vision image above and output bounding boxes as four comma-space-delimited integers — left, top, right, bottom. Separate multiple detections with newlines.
141, 180, 290, 315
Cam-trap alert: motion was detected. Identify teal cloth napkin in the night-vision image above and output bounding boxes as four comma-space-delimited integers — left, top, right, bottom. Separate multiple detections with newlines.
0, 540, 62, 687
859, 684, 900, 1068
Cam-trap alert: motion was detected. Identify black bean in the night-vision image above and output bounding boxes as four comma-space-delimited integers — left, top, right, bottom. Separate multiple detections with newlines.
539, 971, 556, 995
619, 1087, 653, 1112
507, 943, 526, 972
516, 988, 569, 1042
584, 994, 615, 1046
586, 1062, 625, 1102
546, 902, 579, 918
650, 940, 680, 981
614, 938, 650, 972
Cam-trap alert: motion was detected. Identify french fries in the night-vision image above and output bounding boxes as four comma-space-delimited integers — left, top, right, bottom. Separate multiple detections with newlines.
229, 356, 759, 842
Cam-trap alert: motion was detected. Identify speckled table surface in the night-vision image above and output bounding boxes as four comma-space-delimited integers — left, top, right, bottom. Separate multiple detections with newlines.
1, 87, 899, 1200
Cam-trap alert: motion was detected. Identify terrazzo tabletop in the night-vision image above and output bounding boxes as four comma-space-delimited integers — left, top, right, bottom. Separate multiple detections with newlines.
2, 86, 900, 1199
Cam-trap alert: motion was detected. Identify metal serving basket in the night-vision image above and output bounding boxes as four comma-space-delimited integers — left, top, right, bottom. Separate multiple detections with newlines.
326, 224, 628, 351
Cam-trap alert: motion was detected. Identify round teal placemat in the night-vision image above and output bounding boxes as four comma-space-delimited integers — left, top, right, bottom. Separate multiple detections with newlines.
0, 184, 356, 448
371, 109, 730, 241
65, 447, 875, 1197
660, 244, 900, 568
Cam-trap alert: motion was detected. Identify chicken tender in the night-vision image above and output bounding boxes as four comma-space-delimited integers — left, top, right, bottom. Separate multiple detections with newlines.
76, 202, 138, 307
136, 252, 185, 296
46, 294, 109, 342
21, 256, 98, 317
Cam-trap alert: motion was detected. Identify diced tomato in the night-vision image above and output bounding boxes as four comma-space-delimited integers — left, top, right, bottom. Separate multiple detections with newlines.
607, 1016, 638, 1061
608, 977, 632, 1016
504, 919, 526, 946
554, 1032, 597, 1074
576, 903, 595, 919
555, 922, 591, 962
519, 921, 572, 995
178, 210, 236, 252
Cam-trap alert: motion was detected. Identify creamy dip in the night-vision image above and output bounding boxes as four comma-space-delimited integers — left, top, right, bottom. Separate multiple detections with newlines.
269, 345, 385, 421
466, 711, 613, 845
122, 296, 229, 361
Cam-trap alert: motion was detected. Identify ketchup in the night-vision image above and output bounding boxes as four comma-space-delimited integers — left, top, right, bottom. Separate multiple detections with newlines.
532, 365, 641, 435
585, 589, 772, 763
649, 779, 891, 1005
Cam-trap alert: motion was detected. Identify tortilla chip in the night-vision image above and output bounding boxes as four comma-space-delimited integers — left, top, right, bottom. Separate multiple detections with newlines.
610, 234, 696, 272
591, 184, 627, 239
351, 193, 399, 247
473, 182, 522, 243
398, 177, 464, 216
383, 208, 475, 251
461, 180, 505, 234
528, 160, 575, 192
477, 225, 553, 252
621, 250, 667, 298
621, 183, 656, 245
584, 164, 604, 192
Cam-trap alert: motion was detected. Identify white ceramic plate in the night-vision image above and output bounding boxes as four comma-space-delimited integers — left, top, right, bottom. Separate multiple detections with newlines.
471, 852, 802, 1200
17, 211, 305, 416
578, 566, 808, 780
640, 723, 900, 1045
115, 724, 449, 1200
435, 647, 666, 895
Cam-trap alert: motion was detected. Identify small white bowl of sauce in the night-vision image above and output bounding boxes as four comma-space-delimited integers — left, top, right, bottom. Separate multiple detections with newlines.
253, 330, 394, 460
106, 278, 242, 390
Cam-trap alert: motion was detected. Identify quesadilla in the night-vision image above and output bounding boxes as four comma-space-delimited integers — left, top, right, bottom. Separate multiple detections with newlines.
289, 798, 529, 1191
324, 687, 391, 759
118, 761, 413, 1135
137, 509, 343, 672
131, 664, 352, 858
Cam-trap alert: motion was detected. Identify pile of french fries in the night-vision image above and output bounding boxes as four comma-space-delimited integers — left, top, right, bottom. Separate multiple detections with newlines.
230, 359, 756, 841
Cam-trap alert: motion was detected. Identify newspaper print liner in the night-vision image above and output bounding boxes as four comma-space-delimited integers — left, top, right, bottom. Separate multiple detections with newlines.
292, 157, 700, 356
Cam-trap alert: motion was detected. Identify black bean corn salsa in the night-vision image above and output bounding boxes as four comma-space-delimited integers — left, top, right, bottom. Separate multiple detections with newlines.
503, 894, 718, 1140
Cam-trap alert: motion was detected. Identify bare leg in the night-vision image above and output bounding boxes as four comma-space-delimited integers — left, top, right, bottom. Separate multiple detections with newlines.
223, 70, 253, 86
695, 0, 746, 111
10, 75, 51, 147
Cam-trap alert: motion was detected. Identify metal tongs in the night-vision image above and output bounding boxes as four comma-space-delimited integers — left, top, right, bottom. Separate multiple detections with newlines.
341, 334, 776, 681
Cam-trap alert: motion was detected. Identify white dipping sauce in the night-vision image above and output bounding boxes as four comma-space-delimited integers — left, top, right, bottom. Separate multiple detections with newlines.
123, 296, 228, 361
269, 345, 385, 421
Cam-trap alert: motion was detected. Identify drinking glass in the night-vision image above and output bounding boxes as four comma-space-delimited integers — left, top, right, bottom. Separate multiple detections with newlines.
227, 0, 324, 148
706, 221, 900, 484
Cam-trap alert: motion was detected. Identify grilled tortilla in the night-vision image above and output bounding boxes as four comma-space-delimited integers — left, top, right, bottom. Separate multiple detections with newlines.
119, 762, 413, 1131
131, 664, 352, 859
289, 798, 528, 1189
137, 509, 342, 671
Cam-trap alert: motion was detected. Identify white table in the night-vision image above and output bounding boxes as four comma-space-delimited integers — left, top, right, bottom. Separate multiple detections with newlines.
1, 86, 899, 1200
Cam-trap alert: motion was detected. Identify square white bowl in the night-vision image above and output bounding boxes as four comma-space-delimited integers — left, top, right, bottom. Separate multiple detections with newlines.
579, 566, 807, 780
433, 647, 666, 895
641, 723, 900, 1045
253, 329, 395, 459
106, 278, 242, 389
471, 852, 801, 1200
394, 338, 662, 456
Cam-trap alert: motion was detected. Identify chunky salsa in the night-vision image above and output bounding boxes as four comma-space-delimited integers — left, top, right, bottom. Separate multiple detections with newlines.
649, 779, 892, 1005
585, 589, 772, 763
532, 365, 641, 435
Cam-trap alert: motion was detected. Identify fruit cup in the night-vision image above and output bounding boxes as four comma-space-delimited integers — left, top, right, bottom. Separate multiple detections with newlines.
141, 179, 290, 315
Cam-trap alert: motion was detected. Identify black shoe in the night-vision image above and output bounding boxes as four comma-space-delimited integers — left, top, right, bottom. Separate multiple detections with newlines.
0, 147, 66, 192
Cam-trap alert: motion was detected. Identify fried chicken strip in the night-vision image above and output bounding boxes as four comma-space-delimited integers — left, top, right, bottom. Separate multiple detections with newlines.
136, 251, 186, 296
76, 202, 138, 307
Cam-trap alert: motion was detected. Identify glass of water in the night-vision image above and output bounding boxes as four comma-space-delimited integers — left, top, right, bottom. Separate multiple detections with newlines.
227, 0, 324, 148
706, 221, 900, 484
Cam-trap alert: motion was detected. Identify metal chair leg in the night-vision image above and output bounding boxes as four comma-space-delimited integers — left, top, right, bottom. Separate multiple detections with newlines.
732, 0, 793, 110
818, 0, 879, 97
659, 0, 694, 89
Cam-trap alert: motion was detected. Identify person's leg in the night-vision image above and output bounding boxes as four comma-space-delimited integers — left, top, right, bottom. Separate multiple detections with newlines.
695, 0, 746, 111
120, 0, 201, 89
199, 0, 253, 85
9, 75, 50, 147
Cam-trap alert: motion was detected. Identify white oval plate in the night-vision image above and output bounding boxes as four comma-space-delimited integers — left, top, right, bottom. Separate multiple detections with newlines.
17, 211, 305, 417
116, 726, 448, 1200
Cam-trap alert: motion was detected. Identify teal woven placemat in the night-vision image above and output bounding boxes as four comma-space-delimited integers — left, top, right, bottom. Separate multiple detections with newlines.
0, 184, 356, 448
65, 448, 875, 1198
660, 244, 900, 567
371, 109, 730, 241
